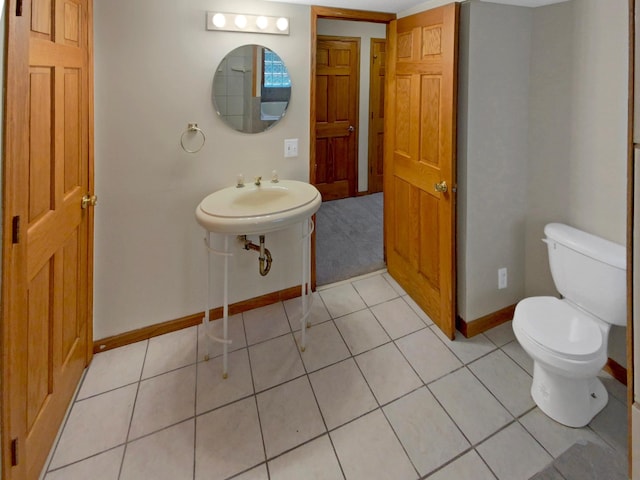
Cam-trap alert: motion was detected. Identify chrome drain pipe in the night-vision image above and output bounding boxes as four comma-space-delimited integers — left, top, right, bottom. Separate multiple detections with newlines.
240, 235, 273, 276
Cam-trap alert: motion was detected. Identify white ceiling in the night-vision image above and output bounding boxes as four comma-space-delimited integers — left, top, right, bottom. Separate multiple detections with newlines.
263, 0, 568, 15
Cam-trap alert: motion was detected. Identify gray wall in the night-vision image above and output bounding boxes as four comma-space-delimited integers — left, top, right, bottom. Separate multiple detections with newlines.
524, 1, 573, 298
457, 1, 532, 322
458, 0, 628, 366
526, 0, 628, 365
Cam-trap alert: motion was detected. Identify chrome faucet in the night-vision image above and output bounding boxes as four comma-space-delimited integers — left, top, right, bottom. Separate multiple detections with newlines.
255, 176, 262, 186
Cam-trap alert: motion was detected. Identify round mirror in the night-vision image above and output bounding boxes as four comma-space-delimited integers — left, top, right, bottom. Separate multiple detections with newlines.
212, 44, 292, 133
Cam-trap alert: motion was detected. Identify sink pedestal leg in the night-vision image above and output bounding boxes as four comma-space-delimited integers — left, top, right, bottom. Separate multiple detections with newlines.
300, 217, 315, 351
203, 217, 314, 373
203, 232, 232, 379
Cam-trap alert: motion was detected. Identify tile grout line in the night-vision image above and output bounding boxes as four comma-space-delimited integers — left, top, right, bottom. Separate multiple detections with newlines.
117, 338, 150, 480
43, 271, 630, 479
41, 368, 88, 477
242, 311, 272, 480
293, 306, 349, 480
193, 319, 203, 480
328, 284, 421, 477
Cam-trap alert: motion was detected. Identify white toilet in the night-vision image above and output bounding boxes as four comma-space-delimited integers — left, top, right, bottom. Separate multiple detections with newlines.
512, 223, 626, 428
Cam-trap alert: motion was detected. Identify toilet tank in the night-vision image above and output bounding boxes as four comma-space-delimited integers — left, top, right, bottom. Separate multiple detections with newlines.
544, 223, 626, 326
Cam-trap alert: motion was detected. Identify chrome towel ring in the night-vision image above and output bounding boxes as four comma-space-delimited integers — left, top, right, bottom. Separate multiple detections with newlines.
180, 122, 206, 153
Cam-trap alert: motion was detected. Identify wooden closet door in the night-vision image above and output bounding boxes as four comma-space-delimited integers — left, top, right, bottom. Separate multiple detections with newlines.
2, 0, 94, 478
315, 36, 359, 201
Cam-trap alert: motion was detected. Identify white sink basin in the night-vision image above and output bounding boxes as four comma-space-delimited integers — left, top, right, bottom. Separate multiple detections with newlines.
196, 179, 322, 234
260, 101, 288, 121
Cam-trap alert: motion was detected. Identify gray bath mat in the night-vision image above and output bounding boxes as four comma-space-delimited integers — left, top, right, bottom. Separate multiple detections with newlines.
529, 440, 627, 480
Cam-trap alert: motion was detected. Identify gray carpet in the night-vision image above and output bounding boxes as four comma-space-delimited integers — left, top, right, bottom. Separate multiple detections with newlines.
315, 193, 385, 286
530, 441, 628, 480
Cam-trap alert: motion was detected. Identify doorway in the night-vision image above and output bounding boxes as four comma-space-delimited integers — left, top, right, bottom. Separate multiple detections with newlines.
310, 8, 394, 286
311, 4, 459, 342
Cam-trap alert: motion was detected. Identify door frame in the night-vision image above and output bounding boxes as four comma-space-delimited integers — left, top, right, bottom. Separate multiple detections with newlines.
309, 6, 395, 289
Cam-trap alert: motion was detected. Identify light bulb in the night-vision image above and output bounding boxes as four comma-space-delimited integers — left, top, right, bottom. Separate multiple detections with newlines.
256, 16, 268, 30
234, 15, 247, 28
276, 17, 289, 31
212, 13, 226, 28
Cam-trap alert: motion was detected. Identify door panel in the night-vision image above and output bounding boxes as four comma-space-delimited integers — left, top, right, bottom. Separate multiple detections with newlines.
29, 68, 54, 222
3, 0, 94, 478
27, 261, 53, 431
385, 4, 458, 339
64, 69, 82, 192
315, 36, 359, 201
62, 231, 81, 359
31, 0, 53, 37
420, 77, 441, 165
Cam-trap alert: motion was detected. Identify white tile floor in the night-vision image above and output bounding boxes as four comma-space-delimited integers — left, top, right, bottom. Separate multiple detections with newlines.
42, 270, 628, 480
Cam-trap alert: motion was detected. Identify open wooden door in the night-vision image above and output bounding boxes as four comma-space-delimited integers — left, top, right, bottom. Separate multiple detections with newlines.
315, 36, 359, 201
2, 0, 94, 478
384, 4, 459, 339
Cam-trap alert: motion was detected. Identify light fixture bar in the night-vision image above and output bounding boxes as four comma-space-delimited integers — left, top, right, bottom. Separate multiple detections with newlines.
206, 12, 290, 35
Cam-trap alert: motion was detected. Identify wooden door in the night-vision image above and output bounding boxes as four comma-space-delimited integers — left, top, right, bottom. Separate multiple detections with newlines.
2, 0, 94, 478
368, 38, 386, 194
315, 36, 359, 201
384, 4, 459, 339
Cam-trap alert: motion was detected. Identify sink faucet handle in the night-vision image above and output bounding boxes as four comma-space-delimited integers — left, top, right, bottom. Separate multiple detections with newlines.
271, 170, 279, 183
255, 176, 262, 186
236, 174, 245, 188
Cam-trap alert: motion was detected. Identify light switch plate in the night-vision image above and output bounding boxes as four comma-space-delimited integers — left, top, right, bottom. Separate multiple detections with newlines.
284, 138, 298, 157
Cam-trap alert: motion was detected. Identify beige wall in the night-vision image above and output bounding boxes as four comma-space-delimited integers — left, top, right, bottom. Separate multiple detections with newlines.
524, 1, 573, 298
94, 0, 311, 339
456, 0, 628, 364
457, 1, 532, 322
317, 19, 387, 193
526, 0, 628, 365
94, 0, 629, 357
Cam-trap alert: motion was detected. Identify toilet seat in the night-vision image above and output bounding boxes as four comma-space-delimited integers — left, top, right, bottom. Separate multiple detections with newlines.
515, 297, 603, 361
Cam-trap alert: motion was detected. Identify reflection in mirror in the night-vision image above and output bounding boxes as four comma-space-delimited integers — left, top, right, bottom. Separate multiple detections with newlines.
212, 44, 292, 133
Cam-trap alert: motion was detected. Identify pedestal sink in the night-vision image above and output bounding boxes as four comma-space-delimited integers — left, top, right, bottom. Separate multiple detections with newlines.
196, 179, 321, 378
196, 179, 321, 234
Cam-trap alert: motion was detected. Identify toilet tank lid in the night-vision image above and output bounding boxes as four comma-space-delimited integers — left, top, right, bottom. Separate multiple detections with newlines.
544, 223, 626, 270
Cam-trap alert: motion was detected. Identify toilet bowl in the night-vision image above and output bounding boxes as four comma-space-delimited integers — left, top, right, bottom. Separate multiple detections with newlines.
512, 223, 625, 428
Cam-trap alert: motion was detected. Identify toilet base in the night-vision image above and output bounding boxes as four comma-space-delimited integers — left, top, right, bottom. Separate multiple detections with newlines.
531, 362, 608, 428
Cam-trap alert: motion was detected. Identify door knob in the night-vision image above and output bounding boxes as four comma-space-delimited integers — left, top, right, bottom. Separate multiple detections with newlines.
434, 181, 448, 193
348, 125, 355, 132
81, 194, 98, 209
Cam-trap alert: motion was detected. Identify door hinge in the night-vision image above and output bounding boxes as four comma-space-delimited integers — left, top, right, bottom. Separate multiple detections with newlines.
12, 215, 20, 244
16, 0, 23, 16
11, 438, 18, 466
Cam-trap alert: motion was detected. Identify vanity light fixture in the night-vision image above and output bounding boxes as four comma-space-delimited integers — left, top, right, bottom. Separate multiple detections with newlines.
206, 12, 290, 35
